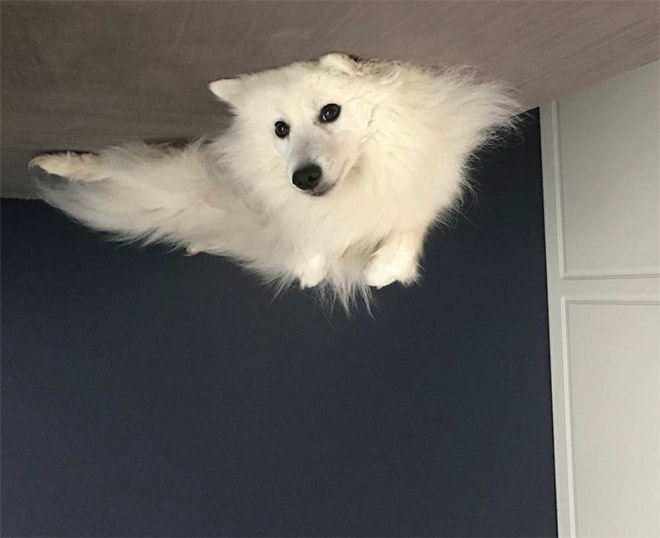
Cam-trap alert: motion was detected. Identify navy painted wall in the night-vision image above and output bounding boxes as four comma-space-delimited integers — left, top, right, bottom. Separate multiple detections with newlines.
1, 109, 556, 536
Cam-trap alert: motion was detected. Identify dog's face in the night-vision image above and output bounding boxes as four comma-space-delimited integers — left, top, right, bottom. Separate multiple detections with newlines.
210, 54, 375, 197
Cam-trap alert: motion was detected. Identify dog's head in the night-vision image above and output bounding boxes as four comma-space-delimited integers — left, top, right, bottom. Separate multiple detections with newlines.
209, 53, 375, 198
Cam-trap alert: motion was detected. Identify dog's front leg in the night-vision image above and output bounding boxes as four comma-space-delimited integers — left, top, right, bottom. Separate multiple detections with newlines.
364, 229, 425, 288
30, 152, 108, 182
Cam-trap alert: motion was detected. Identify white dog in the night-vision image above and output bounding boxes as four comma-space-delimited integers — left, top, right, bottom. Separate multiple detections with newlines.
31, 53, 519, 309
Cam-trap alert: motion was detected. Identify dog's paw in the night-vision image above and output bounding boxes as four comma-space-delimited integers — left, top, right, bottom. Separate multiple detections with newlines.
29, 152, 99, 181
364, 261, 398, 288
364, 245, 418, 289
298, 255, 327, 289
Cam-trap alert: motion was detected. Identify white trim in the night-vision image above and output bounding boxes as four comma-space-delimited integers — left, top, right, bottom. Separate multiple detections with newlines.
541, 102, 574, 537
559, 295, 578, 537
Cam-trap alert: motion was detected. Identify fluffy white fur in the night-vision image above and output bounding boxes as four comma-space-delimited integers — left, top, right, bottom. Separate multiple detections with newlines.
31, 53, 520, 310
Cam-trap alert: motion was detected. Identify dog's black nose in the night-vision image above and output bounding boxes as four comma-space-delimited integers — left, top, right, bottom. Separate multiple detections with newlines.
292, 164, 322, 191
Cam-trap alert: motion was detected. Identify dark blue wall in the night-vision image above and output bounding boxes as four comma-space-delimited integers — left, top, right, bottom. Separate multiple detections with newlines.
1, 109, 556, 536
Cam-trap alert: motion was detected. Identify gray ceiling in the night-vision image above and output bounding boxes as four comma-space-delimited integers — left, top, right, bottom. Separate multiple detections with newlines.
2, 0, 659, 198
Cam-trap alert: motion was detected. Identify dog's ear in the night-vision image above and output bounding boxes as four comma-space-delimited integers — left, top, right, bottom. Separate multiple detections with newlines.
208, 78, 243, 105
319, 53, 359, 75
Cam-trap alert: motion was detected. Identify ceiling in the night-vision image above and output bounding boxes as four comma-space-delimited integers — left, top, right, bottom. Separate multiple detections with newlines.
2, 0, 658, 198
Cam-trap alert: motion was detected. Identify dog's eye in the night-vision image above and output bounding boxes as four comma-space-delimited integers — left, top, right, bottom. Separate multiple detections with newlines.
274, 121, 290, 138
320, 103, 341, 123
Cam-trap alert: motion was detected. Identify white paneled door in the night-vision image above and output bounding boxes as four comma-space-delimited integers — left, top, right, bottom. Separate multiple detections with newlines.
541, 61, 660, 537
